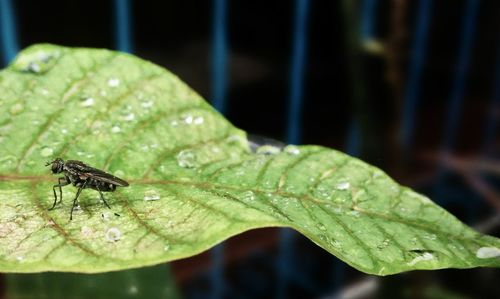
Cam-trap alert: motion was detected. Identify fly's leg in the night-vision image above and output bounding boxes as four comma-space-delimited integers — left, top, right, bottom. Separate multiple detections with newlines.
70, 180, 87, 220
95, 183, 111, 209
49, 177, 69, 210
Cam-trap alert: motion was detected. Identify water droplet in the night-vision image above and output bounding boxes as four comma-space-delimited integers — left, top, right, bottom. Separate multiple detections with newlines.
123, 113, 135, 121
317, 223, 327, 231
12, 49, 60, 74
10, 103, 24, 115
348, 210, 360, 217
210, 146, 221, 153
80, 97, 94, 107
177, 150, 197, 168
40, 147, 53, 157
423, 233, 437, 240
284, 145, 300, 155
194, 116, 204, 125
105, 227, 122, 242
407, 252, 435, 266
107, 78, 120, 87
141, 101, 154, 108
256, 145, 281, 155
144, 189, 161, 201
476, 247, 500, 259
184, 115, 193, 124
111, 125, 121, 133
329, 239, 342, 249
240, 190, 256, 201
335, 181, 350, 190
101, 212, 111, 221
227, 135, 246, 145
377, 239, 390, 249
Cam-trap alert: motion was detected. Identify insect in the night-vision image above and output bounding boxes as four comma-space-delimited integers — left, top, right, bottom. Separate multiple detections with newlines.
45, 158, 129, 220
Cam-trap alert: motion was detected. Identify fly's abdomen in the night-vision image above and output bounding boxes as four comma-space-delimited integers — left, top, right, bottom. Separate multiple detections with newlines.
88, 180, 117, 192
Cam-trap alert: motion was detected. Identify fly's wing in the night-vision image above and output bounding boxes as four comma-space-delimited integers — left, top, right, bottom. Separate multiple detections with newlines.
83, 167, 129, 187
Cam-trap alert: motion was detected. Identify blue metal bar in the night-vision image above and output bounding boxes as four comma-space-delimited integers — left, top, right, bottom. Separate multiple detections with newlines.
440, 0, 480, 153
345, 120, 361, 157
209, 244, 225, 299
285, 0, 310, 145
482, 41, 500, 155
399, 0, 433, 154
211, 0, 229, 114
360, 0, 377, 41
209, 1, 229, 298
331, 260, 346, 294
433, 0, 480, 204
113, 0, 133, 53
0, 0, 19, 65
278, 1, 310, 299
276, 228, 294, 299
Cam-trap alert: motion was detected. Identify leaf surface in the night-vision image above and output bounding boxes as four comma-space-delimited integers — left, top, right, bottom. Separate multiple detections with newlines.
0, 44, 499, 275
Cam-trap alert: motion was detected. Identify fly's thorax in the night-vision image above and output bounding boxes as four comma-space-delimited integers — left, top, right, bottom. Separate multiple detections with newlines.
65, 172, 80, 184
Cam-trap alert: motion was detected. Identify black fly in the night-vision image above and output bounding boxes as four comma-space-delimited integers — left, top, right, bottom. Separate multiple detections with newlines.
45, 158, 129, 220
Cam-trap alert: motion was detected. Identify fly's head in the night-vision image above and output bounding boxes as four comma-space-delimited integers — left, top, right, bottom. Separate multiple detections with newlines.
45, 158, 65, 174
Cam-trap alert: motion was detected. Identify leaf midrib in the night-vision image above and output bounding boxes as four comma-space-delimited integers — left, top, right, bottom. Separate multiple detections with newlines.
0, 173, 486, 247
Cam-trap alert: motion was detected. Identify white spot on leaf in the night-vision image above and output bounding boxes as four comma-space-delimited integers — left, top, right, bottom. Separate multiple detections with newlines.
81, 97, 94, 107
284, 145, 300, 155
144, 189, 161, 201
111, 125, 121, 133
407, 252, 435, 266
40, 147, 53, 157
105, 227, 122, 242
184, 115, 193, 124
335, 181, 350, 190
476, 247, 500, 259
194, 116, 204, 125
256, 145, 281, 155
123, 113, 135, 121
107, 78, 120, 87
177, 150, 197, 168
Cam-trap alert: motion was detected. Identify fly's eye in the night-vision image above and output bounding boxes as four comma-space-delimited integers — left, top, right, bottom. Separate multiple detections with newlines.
51, 163, 60, 173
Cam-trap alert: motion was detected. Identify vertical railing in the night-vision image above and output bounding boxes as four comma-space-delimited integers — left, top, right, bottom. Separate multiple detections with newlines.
434, 0, 480, 203
439, 0, 479, 154
482, 41, 500, 156
399, 0, 433, 155
360, 0, 377, 42
0, 0, 19, 65
211, 0, 229, 115
209, 0, 229, 298
277, 1, 310, 299
113, 0, 134, 53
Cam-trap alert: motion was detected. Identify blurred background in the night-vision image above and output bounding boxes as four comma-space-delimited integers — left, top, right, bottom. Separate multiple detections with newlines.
1, 0, 500, 298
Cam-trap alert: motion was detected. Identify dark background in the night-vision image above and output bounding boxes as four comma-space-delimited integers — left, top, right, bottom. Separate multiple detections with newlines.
1, 0, 500, 298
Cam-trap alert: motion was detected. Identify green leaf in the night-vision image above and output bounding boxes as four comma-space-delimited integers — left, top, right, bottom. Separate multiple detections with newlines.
0, 44, 499, 275
5, 264, 180, 299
